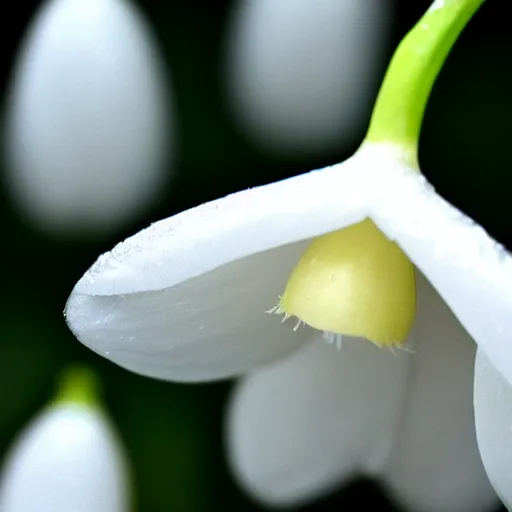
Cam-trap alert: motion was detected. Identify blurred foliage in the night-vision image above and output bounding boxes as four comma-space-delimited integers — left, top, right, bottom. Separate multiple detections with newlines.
0, 0, 510, 510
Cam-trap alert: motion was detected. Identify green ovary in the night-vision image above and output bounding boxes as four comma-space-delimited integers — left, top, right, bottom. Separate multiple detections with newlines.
279, 219, 416, 347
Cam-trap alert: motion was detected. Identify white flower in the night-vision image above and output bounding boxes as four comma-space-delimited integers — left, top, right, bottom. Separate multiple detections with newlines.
5, 0, 171, 234
65, 142, 512, 510
0, 368, 129, 512
225, 0, 390, 152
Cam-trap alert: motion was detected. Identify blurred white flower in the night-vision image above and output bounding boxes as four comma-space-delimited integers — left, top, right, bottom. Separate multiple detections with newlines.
5, 0, 171, 234
0, 367, 129, 512
64, 142, 511, 510
225, 0, 390, 152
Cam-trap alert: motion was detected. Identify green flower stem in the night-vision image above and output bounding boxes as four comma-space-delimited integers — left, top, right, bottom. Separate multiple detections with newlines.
53, 364, 101, 409
366, 0, 486, 159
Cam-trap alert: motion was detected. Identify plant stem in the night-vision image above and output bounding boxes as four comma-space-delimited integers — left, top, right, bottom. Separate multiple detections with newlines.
365, 0, 486, 159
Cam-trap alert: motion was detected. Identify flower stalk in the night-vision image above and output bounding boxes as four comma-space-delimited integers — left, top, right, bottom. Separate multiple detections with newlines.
366, 0, 486, 161
54, 365, 101, 409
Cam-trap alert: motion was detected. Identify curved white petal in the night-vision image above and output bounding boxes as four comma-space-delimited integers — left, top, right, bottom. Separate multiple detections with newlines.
474, 348, 512, 509
369, 145, 512, 386
6, 0, 170, 233
226, 335, 409, 507
226, 0, 389, 151
0, 404, 128, 512
66, 155, 373, 381
67, 242, 316, 381
381, 275, 497, 512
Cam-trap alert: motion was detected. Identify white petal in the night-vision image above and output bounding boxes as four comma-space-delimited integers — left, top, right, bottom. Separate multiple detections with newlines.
67, 241, 315, 381
369, 145, 512, 386
226, 0, 389, 151
474, 348, 512, 509
6, 0, 170, 233
66, 155, 372, 381
381, 275, 497, 512
226, 335, 409, 507
0, 405, 128, 512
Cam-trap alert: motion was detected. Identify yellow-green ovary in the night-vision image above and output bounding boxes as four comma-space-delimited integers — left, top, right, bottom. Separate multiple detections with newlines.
280, 219, 416, 347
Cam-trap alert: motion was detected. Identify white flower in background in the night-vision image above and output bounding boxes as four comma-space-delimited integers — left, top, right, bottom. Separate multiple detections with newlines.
5, 0, 171, 234
225, 0, 390, 152
65, 1, 511, 510
0, 367, 129, 512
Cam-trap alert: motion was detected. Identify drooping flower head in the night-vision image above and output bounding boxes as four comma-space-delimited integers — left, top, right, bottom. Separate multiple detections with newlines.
6, 0, 171, 234
65, 0, 512, 509
225, 0, 390, 152
0, 366, 129, 512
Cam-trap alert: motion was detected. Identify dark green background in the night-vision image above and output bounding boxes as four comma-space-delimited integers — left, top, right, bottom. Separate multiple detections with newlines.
0, 0, 510, 510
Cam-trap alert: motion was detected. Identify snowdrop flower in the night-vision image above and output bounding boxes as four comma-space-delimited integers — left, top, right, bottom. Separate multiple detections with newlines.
5, 0, 170, 234
0, 366, 129, 512
65, 1, 510, 510
226, 0, 390, 152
